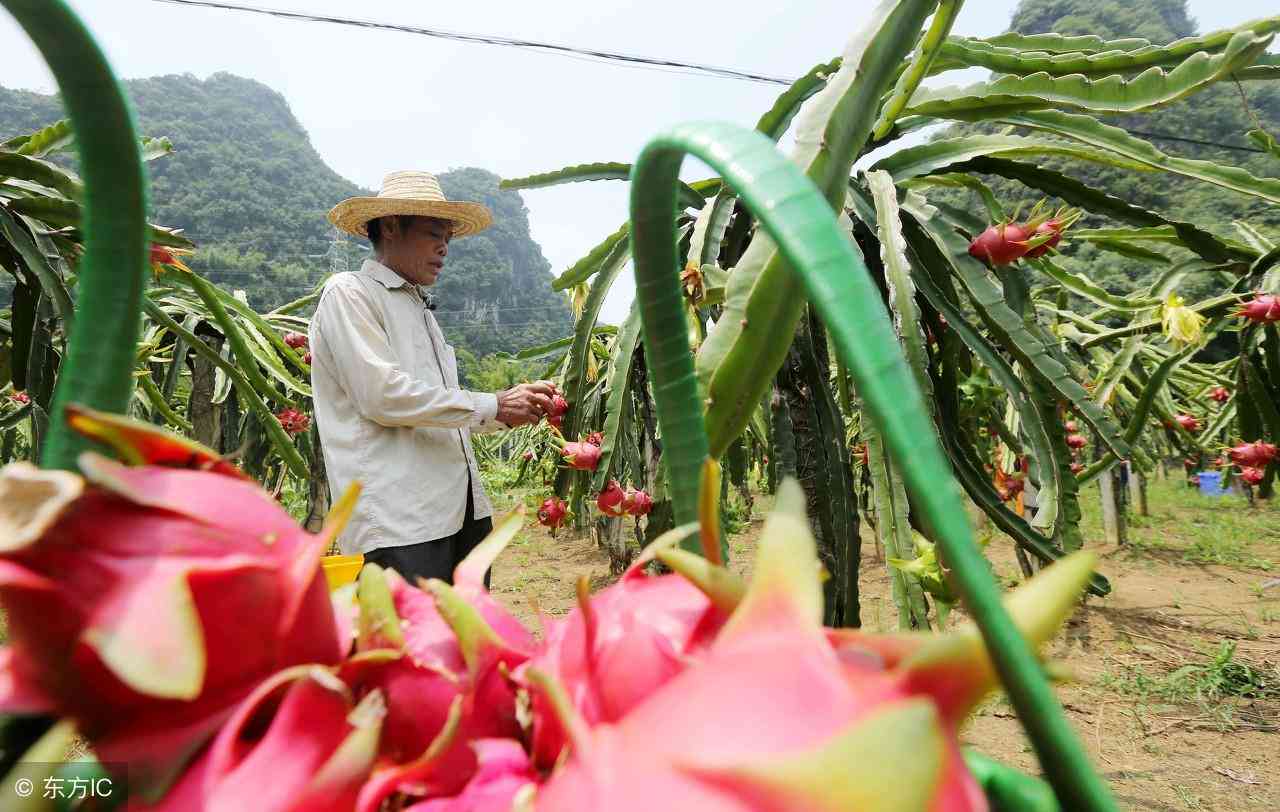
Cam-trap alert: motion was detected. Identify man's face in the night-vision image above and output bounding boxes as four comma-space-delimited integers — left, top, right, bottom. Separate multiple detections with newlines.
382, 216, 453, 286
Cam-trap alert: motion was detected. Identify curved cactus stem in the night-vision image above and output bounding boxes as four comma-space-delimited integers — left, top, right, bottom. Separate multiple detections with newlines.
0, 0, 149, 471
628, 120, 1115, 810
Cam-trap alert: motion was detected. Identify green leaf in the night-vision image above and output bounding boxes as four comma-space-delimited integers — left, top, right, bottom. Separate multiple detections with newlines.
1081, 293, 1238, 348
905, 31, 1272, 118
550, 223, 628, 291
873, 0, 964, 139
0, 207, 75, 329
501, 162, 704, 209
0, 153, 81, 200
876, 134, 1153, 181
933, 16, 1280, 77
698, 0, 939, 456
754, 58, 842, 141
592, 303, 644, 491
996, 110, 1280, 207
6, 195, 195, 248
1249, 128, 1280, 159
1029, 256, 1160, 312
514, 327, 617, 360
12, 120, 74, 157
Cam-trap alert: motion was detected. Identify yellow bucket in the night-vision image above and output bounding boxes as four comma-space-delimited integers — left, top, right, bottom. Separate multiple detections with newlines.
322, 554, 364, 591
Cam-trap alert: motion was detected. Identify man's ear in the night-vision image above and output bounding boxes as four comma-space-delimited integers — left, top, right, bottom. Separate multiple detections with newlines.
381, 216, 404, 242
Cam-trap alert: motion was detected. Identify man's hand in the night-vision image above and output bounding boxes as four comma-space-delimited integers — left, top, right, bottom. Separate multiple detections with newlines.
495, 381, 558, 428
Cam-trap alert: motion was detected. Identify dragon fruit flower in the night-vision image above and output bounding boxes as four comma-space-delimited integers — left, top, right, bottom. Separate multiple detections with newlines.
1160, 294, 1205, 348
0, 410, 355, 801
533, 480, 1098, 812
596, 479, 627, 517
149, 244, 194, 276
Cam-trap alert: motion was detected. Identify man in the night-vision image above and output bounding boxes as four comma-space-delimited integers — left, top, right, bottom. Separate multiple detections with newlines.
311, 170, 556, 585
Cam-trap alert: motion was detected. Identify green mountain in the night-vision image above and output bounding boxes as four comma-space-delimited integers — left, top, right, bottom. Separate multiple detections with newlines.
0, 73, 572, 376
947, 0, 1280, 300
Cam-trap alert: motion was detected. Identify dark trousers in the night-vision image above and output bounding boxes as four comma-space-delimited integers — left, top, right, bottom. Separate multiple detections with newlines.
362, 480, 493, 588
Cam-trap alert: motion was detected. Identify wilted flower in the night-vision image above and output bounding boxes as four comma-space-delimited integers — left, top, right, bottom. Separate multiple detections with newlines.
1161, 294, 1205, 348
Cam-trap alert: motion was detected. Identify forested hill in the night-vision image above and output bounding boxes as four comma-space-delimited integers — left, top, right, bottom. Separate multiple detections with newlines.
0, 73, 572, 368
952, 0, 1280, 299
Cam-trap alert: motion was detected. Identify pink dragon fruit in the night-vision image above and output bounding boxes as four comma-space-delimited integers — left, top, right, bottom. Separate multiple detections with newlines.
407, 739, 538, 811
531, 481, 1097, 812
561, 441, 601, 471
344, 519, 535, 808
303, 350, 313, 366
623, 487, 654, 516
8, 390, 30, 405
136, 665, 385, 812
1236, 293, 1280, 323
519, 531, 738, 768
1239, 467, 1265, 485
276, 407, 311, 436
596, 479, 627, 517
584, 431, 604, 447
1228, 440, 1278, 468
1209, 386, 1229, 403
283, 331, 309, 349
1065, 433, 1087, 450
1174, 413, 1200, 433
537, 496, 568, 533
0, 409, 350, 801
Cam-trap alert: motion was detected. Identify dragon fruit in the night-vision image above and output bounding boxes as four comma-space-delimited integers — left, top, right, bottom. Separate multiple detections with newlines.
623, 487, 653, 517
1065, 433, 1087, 450
1236, 293, 1280, 323
1239, 467, 1265, 485
1210, 386, 1230, 403
0, 410, 350, 801
1023, 219, 1066, 259
283, 331, 308, 349
531, 481, 1097, 811
409, 739, 538, 812
8, 390, 29, 405
546, 394, 569, 430
342, 517, 536, 808
584, 431, 604, 447
561, 441, 601, 471
1174, 414, 1200, 433
277, 408, 311, 436
303, 351, 313, 366
1228, 440, 1278, 468
596, 479, 627, 516
519, 532, 736, 768
1070, 462, 1085, 475
537, 496, 568, 532
523, 450, 535, 461
968, 223, 1032, 267
137, 665, 385, 812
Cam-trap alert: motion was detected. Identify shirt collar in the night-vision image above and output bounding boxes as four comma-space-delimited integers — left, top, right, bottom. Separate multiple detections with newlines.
361, 259, 411, 290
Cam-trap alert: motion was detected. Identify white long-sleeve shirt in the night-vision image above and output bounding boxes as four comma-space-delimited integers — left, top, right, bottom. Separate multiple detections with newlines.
309, 259, 502, 554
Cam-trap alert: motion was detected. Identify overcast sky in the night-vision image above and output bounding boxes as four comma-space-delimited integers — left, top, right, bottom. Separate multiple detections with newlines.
2, 0, 1274, 323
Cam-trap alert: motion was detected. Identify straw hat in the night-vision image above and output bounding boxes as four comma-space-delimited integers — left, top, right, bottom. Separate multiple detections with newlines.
328, 171, 492, 239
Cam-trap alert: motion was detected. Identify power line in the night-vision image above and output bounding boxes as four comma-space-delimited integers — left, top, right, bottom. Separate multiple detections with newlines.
148, 0, 794, 86
148, 0, 1271, 157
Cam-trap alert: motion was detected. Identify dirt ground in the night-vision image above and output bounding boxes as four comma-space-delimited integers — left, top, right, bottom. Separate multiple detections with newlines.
488, 478, 1280, 812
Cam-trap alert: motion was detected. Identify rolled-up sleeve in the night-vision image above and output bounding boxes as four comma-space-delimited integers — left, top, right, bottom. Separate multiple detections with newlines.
314, 282, 497, 430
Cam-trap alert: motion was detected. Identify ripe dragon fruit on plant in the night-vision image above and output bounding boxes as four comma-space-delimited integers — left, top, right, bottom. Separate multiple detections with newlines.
559, 440, 601, 471
537, 496, 568, 533
1227, 440, 1278, 468
1239, 467, 1265, 486
623, 486, 653, 516
596, 479, 628, 517
1065, 433, 1087, 450
0, 406, 351, 802
8, 390, 30, 405
545, 393, 569, 430
1174, 414, 1201, 433
277, 408, 312, 436
1236, 293, 1280, 323
1209, 386, 1230, 403
283, 331, 309, 349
